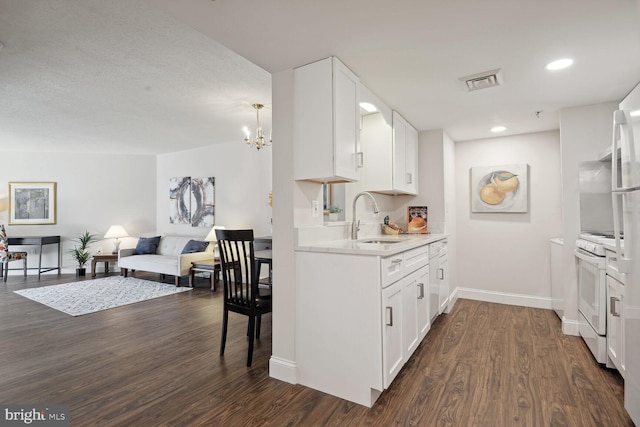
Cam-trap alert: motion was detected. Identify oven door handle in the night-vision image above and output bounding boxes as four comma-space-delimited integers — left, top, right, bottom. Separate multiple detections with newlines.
574, 248, 604, 266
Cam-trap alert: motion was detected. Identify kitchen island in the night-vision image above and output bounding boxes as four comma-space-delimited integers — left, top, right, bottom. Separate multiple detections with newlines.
295, 233, 449, 407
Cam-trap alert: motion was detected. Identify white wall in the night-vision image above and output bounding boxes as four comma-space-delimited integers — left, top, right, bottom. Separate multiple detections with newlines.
559, 101, 617, 332
454, 131, 563, 305
0, 151, 156, 273
270, 69, 298, 383
156, 142, 272, 238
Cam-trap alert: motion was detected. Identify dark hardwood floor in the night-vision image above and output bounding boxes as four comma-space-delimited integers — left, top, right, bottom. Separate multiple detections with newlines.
0, 273, 632, 426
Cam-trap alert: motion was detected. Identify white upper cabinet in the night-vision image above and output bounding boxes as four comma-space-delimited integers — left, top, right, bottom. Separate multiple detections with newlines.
392, 111, 418, 195
360, 83, 393, 191
294, 57, 360, 182
359, 83, 418, 195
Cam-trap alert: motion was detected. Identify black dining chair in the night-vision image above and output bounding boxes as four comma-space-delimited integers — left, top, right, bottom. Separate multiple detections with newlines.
215, 229, 272, 367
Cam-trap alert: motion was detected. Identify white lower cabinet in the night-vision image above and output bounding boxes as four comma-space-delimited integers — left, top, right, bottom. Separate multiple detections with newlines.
382, 265, 429, 388
438, 256, 450, 313
382, 279, 404, 388
382, 264, 430, 388
415, 267, 430, 339
429, 239, 449, 315
607, 275, 625, 377
296, 242, 437, 407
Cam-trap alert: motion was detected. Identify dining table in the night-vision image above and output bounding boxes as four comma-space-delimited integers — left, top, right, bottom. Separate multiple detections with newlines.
254, 248, 272, 287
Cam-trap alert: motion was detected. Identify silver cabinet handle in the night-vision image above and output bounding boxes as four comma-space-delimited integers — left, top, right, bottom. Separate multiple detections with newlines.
357, 152, 364, 168
406, 172, 412, 184
610, 297, 621, 317
418, 283, 425, 299
391, 258, 403, 265
386, 306, 393, 326
438, 268, 444, 280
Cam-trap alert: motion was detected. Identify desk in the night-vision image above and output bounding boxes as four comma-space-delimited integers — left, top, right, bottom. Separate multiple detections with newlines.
190, 259, 221, 291
91, 253, 119, 277
255, 249, 272, 287
8, 235, 61, 279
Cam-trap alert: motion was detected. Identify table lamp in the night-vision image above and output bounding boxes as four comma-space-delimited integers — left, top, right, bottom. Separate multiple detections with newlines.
205, 225, 225, 258
104, 225, 129, 254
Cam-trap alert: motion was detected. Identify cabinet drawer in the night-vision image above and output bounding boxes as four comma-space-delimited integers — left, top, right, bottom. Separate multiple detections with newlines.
381, 254, 404, 288
381, 245, 429, 288
403, 246, 429, 276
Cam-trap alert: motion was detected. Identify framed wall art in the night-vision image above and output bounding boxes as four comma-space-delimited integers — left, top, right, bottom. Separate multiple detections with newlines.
169, 177, 191, 224
190, 177, 215, 228
169, 176, 216, 226
8, 182, 57, 225
407, 206, 428, 234
470, 164, 529, 213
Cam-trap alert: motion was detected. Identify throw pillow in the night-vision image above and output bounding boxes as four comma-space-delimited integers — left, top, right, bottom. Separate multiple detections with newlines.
133, 236, 161, 255
181, 240, 209, 254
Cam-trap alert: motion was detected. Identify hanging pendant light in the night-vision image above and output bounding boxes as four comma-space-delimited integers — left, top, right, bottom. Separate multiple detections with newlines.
242, 103, 272, 150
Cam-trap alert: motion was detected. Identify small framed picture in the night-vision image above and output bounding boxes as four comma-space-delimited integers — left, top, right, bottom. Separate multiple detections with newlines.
407, 206, 428, 234
8, 182, 57, 225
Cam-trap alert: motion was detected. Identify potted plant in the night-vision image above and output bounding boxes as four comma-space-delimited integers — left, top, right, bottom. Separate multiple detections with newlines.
328, 206, 342, 221
68, 231, 96, 276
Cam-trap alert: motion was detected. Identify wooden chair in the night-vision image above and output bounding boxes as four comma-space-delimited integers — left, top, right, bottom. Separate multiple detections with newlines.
215, 229, 272, 367
0, 224, 27, 282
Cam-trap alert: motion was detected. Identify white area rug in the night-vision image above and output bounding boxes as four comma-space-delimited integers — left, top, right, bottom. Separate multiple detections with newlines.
14, 276, 191, 316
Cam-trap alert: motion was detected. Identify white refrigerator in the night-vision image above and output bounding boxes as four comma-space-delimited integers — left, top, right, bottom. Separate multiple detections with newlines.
612, 82, 640, 423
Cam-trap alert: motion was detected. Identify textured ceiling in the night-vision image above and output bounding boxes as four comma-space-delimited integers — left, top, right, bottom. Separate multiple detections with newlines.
1, 1, 639, 154
0, 0, 271, 154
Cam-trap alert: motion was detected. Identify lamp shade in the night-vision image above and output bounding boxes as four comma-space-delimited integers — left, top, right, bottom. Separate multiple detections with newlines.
104, 225, 129, 239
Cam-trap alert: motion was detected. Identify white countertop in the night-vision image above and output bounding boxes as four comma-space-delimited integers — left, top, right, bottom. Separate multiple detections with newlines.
296, 233, 447, 256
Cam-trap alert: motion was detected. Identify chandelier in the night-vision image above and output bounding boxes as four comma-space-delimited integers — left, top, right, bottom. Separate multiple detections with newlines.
242, 103, 272, 150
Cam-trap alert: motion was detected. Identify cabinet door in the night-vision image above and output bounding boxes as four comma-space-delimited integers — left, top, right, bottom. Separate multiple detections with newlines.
382, 280, 404, 388
333, 58, 360, 181
415, 266, 430, 339
293, 57, 359, 182
404, 123, 418, 195
403, 273, 419, 358
607, 275, 625, 377
438, 256, 449, 314
361, 99, 393, 192
392, 111, 408, 192
428, 254, 440, 323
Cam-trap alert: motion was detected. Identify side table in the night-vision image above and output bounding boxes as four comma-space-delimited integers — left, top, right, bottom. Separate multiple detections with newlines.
91, 253, 119, 277
189, 259, 221, 291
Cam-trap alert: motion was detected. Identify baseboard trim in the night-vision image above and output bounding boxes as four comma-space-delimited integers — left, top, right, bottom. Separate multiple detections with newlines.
269, 356, 297, 384
561, 317, 580, 336
454, 287, 553, 310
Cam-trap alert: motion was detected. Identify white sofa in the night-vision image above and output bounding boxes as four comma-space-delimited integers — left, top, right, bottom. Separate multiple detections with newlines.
118, 235, 213, 286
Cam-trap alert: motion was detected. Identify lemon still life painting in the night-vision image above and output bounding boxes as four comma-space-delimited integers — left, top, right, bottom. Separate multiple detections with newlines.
470, 164, 528, 213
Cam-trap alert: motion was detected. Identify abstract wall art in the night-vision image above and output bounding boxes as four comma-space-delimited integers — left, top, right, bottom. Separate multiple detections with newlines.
190, 177, 215, 228
169, 177, 191, 224
169, 176, 215, 226
9, 182, 57, 225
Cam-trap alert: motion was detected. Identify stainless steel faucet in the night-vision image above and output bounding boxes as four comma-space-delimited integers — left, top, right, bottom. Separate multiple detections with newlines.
351, 191, 380, 240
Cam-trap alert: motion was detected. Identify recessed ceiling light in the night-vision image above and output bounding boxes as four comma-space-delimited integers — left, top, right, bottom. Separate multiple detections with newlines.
359, 102, 378, 113
491, 126, 506, 133
546, 58, 574, 71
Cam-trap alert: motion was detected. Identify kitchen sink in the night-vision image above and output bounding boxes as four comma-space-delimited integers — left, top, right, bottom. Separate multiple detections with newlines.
358, 239, 403, 244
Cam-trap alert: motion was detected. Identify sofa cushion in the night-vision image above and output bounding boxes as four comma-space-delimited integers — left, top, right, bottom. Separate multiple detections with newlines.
133, 236, 161, 255
181, 239, 209, 254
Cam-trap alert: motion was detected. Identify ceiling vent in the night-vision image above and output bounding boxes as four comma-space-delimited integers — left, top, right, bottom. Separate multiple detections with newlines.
459, 68, 503, 91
